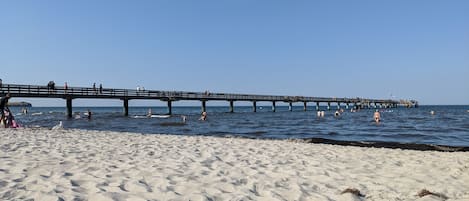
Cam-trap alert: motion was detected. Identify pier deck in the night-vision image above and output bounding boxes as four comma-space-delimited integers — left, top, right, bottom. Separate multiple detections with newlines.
0, 83, 415, 117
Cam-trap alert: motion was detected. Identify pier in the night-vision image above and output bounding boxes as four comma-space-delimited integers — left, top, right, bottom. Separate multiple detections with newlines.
0, 83, 417, 118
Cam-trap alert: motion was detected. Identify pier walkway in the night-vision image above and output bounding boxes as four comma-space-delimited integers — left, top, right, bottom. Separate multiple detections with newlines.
0, 83, 416, 117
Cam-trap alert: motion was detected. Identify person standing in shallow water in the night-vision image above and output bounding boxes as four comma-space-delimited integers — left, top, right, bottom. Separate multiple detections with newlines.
199, 112, 207, 121
147, 108, 152, 117
374, 110, 381, 123
87, 109, 92, 120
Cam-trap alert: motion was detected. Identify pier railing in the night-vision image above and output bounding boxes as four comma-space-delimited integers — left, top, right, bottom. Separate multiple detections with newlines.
0, 83, 398, 104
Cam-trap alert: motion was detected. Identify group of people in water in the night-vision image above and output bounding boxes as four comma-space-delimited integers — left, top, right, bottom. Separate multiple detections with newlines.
316, 107, 381, 123
146, 108, 205, 123
7, 91, 464, 130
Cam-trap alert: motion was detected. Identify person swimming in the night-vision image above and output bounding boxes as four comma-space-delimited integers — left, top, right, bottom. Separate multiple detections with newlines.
334, 110, 340, 117
147, 108, 153, 117
374, 110, 381, 123
87, 109, 92, 120
199, 112, 207, 121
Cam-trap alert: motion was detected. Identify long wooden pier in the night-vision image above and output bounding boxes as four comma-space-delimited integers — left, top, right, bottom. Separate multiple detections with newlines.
0, 83, 416, 117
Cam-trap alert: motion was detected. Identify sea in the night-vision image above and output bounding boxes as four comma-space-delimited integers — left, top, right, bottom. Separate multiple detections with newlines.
7, 105, 469, 148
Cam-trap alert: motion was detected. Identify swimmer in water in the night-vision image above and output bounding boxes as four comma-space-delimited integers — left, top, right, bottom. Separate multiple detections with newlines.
147, 108, 153, 117
181, 115, 187, 123
334, 110, 340, 117
199, 112, 207, 121
87, 109, 92, 120
374, 110, 381, 123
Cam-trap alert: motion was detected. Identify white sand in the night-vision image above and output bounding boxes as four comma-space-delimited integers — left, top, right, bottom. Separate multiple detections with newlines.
1, 128, 468, 201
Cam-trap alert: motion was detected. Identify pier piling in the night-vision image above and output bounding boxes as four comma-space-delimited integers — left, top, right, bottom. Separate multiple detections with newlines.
201, 100, 206, 113
167, 100, 172, 115
229, 100, 234, 113
66, 97, 73, 118
123, 99, 129, 116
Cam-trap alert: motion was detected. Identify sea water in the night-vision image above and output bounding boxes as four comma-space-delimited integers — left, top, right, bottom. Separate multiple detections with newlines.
8, 105, 469, 147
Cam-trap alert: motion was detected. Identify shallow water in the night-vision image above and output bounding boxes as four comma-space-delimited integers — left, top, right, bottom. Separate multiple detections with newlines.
9, 105, 469, 147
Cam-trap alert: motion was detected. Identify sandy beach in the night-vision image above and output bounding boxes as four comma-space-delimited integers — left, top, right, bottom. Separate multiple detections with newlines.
1, 128, 468, 201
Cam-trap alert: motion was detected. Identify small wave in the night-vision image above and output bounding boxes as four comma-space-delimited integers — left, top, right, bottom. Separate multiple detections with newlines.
159, 122, 186, 127
247, 131, 267, 135
31, 112, 43, 116
132, 115, 148, 119
397, 125, 416, 129
394, 133, 426, 138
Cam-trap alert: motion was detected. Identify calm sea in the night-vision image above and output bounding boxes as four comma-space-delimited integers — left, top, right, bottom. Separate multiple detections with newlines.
8, 105, 469, 147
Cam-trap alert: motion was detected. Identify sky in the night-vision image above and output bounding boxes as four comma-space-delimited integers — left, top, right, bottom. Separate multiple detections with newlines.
1, 0, 468, 106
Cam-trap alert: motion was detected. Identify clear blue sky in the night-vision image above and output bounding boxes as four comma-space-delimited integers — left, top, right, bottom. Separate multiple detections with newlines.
1, 0, 468, 106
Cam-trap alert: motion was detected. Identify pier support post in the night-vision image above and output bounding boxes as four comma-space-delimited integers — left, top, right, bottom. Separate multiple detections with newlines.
373, 102, 377, 109
346, 103, 349, 109
253, 101, 257, 112
272, 101, 276, 112
66, 97, 73, 118
201, 100, 206, 113
167, 100, 172, 115
289, 102, 293, 111
327, 102, 331, 110
303, 102, 307, 111
123, 99, 129, 116
316, 102, 320, 111
229, 101, 234, 113
337, 102, 341, 110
